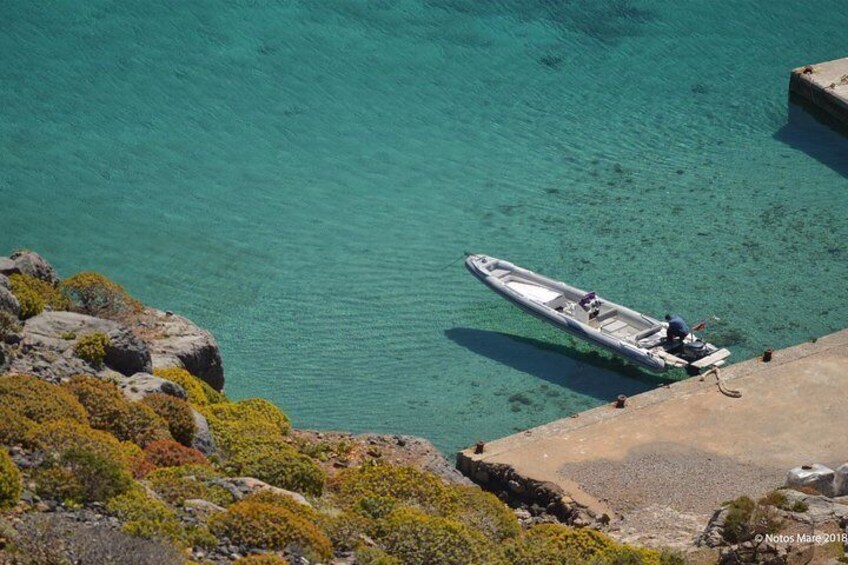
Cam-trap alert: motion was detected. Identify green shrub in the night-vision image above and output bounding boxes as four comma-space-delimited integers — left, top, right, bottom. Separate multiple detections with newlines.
205, 398, 290, 456
501, 523, 666, 565
62, 375, 171, 446
451, 486, 521, 542
242, 490, 320, 521
0, 447, 22, 509
355, 547, 402, 565
721, 495, 782, 544
35, 448, 132, 504
0, 310, 21, 339
225, 439, 326, 497
143, 439, 208, 469
209, 500, 332, 562
73, 332, 111, 367
235, 556, 290, 565
122, 403, 173, 447
60, 272, 142, 321
8, 273, 70, 319
0, 405, 36, 446
146, 464, 233, 507
30, 419, 127, 464
154, 367, 227, 407
334, 463, 457, 515
318, 510, 372, 552
107, 489, 187, 545
141, 393, 195, 446
377, 507, 503, 565
0, 374, 88, 425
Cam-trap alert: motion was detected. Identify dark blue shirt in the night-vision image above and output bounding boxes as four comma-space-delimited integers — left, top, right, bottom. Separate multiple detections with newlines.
667, 315, 690, 334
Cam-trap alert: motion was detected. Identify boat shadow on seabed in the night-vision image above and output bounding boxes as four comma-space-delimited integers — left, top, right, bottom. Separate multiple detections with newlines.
444, 327, 678, 403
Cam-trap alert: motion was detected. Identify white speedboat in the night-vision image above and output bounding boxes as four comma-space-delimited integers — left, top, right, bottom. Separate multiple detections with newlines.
465, 254, 730, 373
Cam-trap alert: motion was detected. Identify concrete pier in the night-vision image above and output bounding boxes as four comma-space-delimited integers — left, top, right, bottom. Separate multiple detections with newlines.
790, 57, 848, 127
457, 329, 848, 548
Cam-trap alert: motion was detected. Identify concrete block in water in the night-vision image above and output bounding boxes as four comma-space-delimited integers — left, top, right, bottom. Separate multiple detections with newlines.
790, 57, 848, 128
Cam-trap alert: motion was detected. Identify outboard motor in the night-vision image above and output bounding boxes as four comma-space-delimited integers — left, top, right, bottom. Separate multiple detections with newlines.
682, 339, 708, 360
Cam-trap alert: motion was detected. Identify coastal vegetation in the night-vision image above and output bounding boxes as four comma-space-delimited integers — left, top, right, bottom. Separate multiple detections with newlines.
0, 251, 680, 563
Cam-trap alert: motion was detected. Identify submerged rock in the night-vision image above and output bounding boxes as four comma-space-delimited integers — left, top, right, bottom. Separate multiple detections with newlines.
143, 308, 224, 391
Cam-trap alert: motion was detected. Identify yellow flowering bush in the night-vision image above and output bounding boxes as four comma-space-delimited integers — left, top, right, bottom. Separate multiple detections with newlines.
225, 439, 326, 497
107, 488, 185, 543
0, 374, 87, 425
205, 398, 291, 455
30, 419, 127, 463
34, 447, 133, 504
234, 556, 290, 565
62, 375, 171, 446
141, 393, 195, 446
377, 507, 503, 565
60, 272, 142, 321
209, 500, 332, 562
0, 405, 37, 446
501, 523, 665, 565
451, 485, 521, 542
334, 463, 458, 515
154, 367, 227, 407
146, 464, 233, 507
0, 447, 22, 510
73, 332, 111, 367
8, 273, 70, 318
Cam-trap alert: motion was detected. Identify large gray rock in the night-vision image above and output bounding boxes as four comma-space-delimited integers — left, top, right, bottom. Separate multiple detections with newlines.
0, 274, 10, 290
833, 463, 848, 497
211, 477, 312, 508
191, 408, 217, 456
0, 258, 20, 278
786, 463, 836, 497
144, 308, 224, 391
10, 312, 152, 383
8, 251, 59, 285
0, 285, 20, 317
118, 372, 187, 402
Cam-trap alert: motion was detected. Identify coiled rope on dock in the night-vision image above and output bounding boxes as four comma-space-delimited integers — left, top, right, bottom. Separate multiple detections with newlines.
703, 366, 741, 398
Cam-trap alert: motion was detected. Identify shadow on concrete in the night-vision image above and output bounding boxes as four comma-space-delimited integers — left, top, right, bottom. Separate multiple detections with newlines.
774, 95, 848, 178
445, 327, 676, 401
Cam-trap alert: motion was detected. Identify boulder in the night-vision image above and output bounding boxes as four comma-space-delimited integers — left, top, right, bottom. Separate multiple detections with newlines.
0, 258, 20, 278
10, 312, 152, 383
118, 372, 187, 402
0, 273, 10, 290
0, 285, 20, 317
191, 408, 217, 456
786, 463, 836, 497
144, 309, 224, 391
833, 463, 848, 497
9, 250, 59, 285
182, 499, 225, 521
211, 477, 312, 508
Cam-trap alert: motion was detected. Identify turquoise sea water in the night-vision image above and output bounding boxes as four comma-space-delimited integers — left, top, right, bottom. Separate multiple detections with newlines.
2, 1, 847, 454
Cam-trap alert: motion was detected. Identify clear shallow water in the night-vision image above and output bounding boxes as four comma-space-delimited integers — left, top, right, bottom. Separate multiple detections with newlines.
2, 1, 847, 454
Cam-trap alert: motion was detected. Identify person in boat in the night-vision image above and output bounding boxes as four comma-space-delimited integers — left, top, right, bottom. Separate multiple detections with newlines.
665, 314, 690, 342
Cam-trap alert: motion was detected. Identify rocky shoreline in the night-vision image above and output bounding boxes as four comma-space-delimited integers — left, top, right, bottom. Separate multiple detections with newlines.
3, 250, 844, 565
0, 250, 684, 565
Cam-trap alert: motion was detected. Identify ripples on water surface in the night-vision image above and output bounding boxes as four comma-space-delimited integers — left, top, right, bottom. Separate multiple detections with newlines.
2, 1, 847, 453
